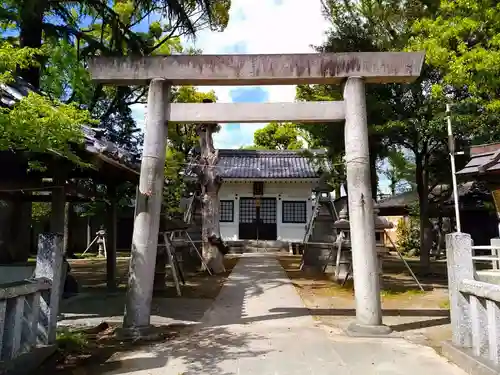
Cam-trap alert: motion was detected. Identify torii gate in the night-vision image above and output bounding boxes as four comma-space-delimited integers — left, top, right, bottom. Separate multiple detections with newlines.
89, 52, 424, 337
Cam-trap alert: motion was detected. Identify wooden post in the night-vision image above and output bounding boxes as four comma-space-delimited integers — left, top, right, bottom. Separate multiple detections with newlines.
86, 216, 92, 249
63, 203, 69, 254
123, 79, 170, 333
50, 176, 66, 235
106, 184, 118, 291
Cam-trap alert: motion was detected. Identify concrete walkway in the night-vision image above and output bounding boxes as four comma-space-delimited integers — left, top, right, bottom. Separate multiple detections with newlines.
94, 254, 466, 375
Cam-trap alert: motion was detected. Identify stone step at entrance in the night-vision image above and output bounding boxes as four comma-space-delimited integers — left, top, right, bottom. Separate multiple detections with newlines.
227, 240, 289, 254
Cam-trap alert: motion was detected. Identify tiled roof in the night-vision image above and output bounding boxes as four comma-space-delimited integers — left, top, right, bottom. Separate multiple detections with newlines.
190, 149, 328, 179
376, 181, 490, 208
0, 77, 140, 174
457, 148, 500, 176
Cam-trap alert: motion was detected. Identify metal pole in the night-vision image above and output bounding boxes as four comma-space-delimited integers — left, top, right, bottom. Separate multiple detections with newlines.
447, 104, 461, 232
384, 230, 424, 291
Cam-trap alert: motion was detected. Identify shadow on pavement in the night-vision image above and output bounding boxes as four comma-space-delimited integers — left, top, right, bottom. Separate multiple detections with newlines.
85, 326, 268, 375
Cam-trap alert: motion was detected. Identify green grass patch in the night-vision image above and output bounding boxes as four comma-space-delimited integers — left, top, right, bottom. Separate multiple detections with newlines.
56, 328, 90, 354
71, 251, 130, 260
439, 299, 450, 309
381, 288, 425, 298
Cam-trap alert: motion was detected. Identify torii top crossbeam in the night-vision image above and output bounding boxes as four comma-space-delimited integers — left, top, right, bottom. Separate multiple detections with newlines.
89, 52, 425, 86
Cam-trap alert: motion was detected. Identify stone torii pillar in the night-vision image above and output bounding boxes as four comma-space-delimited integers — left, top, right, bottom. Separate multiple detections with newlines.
122, 79, 170, 336
88, 52, 424, 336
343, 77, 390, 335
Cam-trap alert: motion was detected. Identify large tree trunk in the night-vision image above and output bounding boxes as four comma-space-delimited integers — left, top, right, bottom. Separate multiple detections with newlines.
195, 122, 226, 274
416, 153, 433, 274
19, 0, 47, 88
334, 185, 341, 199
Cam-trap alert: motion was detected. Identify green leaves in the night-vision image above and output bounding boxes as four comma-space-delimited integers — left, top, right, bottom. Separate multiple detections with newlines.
381, 148, 416, 195
0, 42, 41, 83
253, 122, 304, 150
409, 0, 500, 110
0, 91, 92, 163
41, 39, 93, 104
163, 86, 217, 214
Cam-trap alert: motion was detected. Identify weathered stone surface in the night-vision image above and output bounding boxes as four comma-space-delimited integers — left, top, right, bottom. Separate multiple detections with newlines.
124, 79, 170, 331
486, 300, 500, 364
0, 279, 51, 300
470, 295, 489, 358
446, 232, 474, 349
460, 279, 500, 303
89, 52, 425, 85
169, 101, 345, 123
0, 300, 6, 357
1, 296, 24, 360
442, 340, 500, 375
34, 233, 64, 344
343, 77, 386, 331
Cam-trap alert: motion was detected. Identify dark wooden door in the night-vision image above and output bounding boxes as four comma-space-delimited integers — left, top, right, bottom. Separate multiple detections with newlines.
239, 198, 257, 240
258, 198, 277, 240
238, 198, 277, 240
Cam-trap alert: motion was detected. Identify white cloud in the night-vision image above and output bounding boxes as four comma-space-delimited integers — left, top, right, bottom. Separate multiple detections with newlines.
190, 0, 329, 103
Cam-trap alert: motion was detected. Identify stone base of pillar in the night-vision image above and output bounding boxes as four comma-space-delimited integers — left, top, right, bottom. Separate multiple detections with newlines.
346, 322, 393, 337
115, 325, 164, 341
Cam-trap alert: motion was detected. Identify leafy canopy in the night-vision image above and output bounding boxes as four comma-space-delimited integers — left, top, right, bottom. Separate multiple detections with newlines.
410, 0, 500, 110
0, 42, 91, 163
253, 122, 304, 150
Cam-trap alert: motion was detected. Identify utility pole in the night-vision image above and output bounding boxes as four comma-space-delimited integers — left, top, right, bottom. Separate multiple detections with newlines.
446, 104, 462, 232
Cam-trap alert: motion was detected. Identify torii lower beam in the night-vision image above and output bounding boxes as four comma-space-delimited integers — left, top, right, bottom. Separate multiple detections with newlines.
88, 52, 425, 339
169, 101, 346, 123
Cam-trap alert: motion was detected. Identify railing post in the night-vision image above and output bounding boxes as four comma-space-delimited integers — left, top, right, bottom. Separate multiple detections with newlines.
490, 238, 500, 270
446, 232, 474, 348
1, 297, 24, 360
0, 300, 6, 357
34, 233, 64, 344
23, 291, 41, 351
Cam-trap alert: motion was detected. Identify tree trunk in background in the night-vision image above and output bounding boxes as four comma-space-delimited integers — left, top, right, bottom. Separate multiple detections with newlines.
416, 154, 432, 274
13, 199, 32, 262
19, 0, 47, 87
195, 123, 225, 274
335, 185, 341, 199
3, 198, 32, 263
63, 203, 69, 255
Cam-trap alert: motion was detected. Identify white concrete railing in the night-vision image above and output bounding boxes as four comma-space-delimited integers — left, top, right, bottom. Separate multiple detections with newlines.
446, 233, 500, 368
472, 240, 500, 270
0, 278, 51, 362
0, 233, 65, 374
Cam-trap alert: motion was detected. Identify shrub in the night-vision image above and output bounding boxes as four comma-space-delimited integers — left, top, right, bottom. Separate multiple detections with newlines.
395, 217, 420, 256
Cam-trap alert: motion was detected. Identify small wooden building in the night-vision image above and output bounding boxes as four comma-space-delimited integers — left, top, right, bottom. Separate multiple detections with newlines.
185, 149, 329, 243
376, 181, 497, 246
0, 78, 139, 271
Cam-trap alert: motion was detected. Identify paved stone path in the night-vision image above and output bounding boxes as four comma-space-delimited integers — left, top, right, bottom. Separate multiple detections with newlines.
93, 254, 466, 375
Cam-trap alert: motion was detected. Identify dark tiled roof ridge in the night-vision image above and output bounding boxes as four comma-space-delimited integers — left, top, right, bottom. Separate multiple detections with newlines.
218, 148, 327, 157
